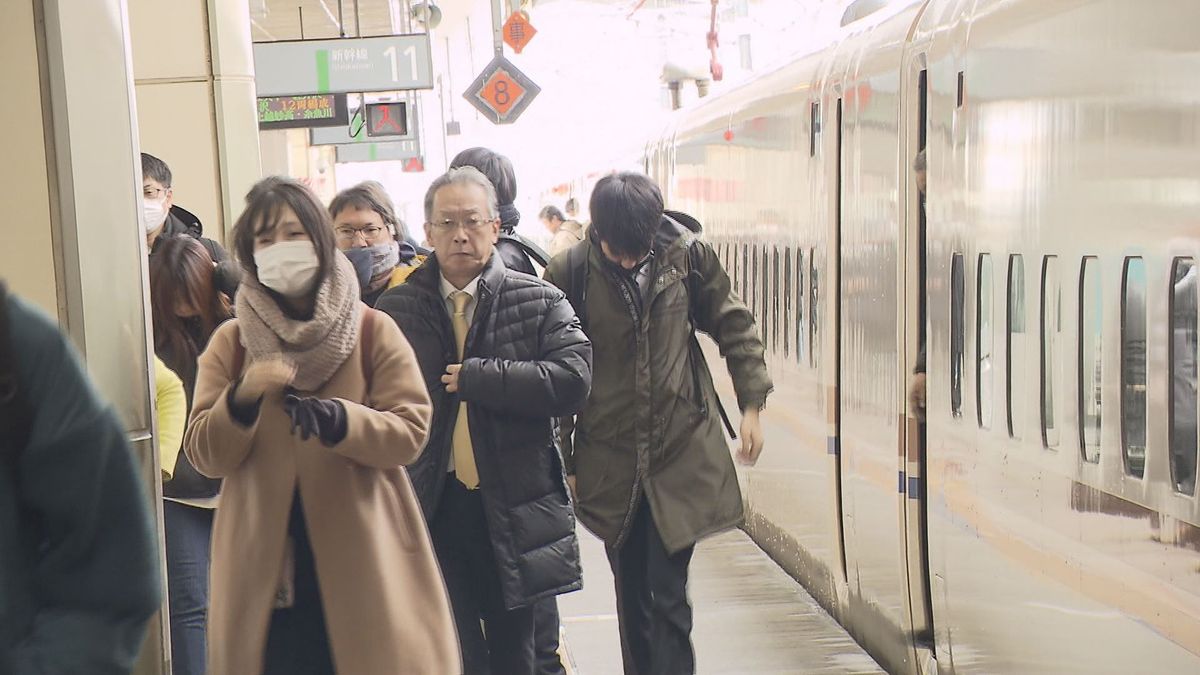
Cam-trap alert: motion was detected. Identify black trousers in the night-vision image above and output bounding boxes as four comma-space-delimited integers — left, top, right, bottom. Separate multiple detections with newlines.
263, 493, 335, 675
432, 476, 536, 674
606, 498, 696, 675
533, 596, 565, 675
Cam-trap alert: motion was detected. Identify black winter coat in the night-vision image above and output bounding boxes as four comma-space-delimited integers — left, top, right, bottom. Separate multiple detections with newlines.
375, 252, 591, 610
151, 206, 241, 298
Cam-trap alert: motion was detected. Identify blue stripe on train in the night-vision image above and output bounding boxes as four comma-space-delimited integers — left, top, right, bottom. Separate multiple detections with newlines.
898, 470, 906, 494
907, 476, 922, 499
826, 436, 839, 456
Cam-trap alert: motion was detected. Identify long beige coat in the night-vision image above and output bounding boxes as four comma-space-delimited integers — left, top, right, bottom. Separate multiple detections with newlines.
184, 308, 459, 674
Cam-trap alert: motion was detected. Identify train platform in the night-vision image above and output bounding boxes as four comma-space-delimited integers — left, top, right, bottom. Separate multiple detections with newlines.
559, 527, 884, 675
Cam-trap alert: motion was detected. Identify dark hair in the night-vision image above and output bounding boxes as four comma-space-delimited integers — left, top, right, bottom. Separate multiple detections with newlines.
589, 172, 663, 259
141, 152, 172, 187
450, 147, 516, 205
565, 197, 578, 215
539, 205, 565, 222
149, 236, 232, 389
232, 176, 339, 285
329, 180, 403, 238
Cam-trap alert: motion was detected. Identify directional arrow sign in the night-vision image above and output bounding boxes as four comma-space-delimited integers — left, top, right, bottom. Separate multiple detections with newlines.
463, 55, 540, 125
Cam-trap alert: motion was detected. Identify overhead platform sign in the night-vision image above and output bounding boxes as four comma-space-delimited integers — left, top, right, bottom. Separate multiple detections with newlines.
335, 141, 421, 163
253, 35, 433, 97
464, 55, 540, 125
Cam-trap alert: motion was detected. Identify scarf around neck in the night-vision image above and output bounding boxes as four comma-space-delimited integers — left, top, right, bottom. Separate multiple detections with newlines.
236, 251, 363, 391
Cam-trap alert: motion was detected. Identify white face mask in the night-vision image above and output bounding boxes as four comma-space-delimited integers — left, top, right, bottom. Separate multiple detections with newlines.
254, 241, 321, 298
143, 198, 167, 233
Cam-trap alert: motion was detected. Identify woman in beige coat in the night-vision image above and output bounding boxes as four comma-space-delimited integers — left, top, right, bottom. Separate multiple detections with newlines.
184, 177, 459, 675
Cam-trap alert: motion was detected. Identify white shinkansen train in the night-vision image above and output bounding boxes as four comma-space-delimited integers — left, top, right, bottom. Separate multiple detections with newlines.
639, 0, 1200, 672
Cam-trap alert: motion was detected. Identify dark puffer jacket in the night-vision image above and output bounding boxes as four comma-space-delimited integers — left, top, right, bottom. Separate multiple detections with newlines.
151, 205, 241, 298
375, 252, 592, 609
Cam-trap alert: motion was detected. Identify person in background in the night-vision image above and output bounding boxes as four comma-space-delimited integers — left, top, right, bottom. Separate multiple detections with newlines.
450, 146, 550, 275
376, 167, 591, 674
0, 282, 160, 674
544, 173, 772, 675
329, 180, 424, 306
564, 197, 581, 222
149, 235, 236, 675
155, 356, 187, 483
142, 152, 241, 298
184, 177, 457, 674
539, 205, 586, 258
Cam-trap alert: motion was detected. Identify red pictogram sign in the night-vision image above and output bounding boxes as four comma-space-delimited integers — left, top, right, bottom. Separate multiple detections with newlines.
502, 11, 537, 54
402, 157, 424, 173
463, 55, 540, 125
365, 102, 408, 137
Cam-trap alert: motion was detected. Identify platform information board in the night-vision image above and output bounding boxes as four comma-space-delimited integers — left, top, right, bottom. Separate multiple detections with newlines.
253, 34, 433, 97
257, 94, 348, 129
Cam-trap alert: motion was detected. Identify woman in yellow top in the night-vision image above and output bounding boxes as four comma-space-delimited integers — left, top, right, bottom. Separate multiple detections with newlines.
148, 235, 235, 675
154, 356, 186, 480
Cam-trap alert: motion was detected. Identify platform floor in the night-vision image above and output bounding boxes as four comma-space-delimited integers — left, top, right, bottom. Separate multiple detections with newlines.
559, 527, 884, 674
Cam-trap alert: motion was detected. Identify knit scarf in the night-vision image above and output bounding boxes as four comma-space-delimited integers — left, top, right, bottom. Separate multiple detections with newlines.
236, 251, 362, 391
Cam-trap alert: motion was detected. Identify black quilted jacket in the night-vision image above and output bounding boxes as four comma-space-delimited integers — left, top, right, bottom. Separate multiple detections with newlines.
375, 252, 591, 609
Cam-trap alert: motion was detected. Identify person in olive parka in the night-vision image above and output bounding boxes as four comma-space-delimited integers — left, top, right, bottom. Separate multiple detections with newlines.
544, 172, 772, 675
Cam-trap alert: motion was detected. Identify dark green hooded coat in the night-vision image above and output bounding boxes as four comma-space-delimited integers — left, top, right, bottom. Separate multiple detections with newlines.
544, 217, 772, 554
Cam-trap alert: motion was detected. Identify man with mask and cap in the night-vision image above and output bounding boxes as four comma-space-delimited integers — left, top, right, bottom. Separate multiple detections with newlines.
142, 152, 241, 298
330, 180, 425, 307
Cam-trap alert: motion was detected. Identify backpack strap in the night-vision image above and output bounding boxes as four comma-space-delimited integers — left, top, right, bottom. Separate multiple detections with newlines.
0, 282, 32, 457
564, 240, 590, 332
501, 231, 552, 268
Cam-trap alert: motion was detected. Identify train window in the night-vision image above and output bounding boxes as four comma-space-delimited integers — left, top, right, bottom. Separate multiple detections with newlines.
1079, 257, 1102, 464
977, 254, 994, 429
762, 245, 772, 347
797, 248, 805, 364
783, 247, 792, 358
772, 247, 781, 354
1007, 255, 1026, 438
810, 247, 820, 368
1169, 258, 1198, 495
1041, 256, 1062, 449
810, 102, 820, 156
742, 244, 750, 302
1121, 258, 1147, 478
951, 254, 965, 418
751, 246, 760, 330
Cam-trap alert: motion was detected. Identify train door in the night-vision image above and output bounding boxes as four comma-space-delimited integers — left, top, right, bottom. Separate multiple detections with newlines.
902, 47, 937, 672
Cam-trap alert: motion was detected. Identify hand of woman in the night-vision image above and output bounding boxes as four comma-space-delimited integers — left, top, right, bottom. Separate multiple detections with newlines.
235, 358, 296, 405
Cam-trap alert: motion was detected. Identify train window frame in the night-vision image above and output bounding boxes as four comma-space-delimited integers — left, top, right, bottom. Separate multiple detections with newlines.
751, 245, 760, 342
742, 244, 750, 303
1079, 257, 1102, 465
810, 247, 819, 368
1007, 254, 1026, 439
1169, 257, 1198, 495
797, 248, 806, 364
977, 253, 994, 429
951, 254, 965, 418
783, 247, 792, 358
810, 102, 820, 157
1041, 256, 1062, 449
1120, 257, 1147, 478
772, 246, 781, 355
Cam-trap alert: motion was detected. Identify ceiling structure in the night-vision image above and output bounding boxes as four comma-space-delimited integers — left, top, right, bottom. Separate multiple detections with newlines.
250, 0, 403, 42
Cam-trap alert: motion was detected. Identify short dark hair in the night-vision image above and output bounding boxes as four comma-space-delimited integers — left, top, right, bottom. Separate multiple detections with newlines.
539, 205, 565, 222
141, 153, 172, 187
232, 177, 339, 285
450, 147, 516, 205
589, 172, 663, 259
565, 197, 578, 215
329, 180, 402, 238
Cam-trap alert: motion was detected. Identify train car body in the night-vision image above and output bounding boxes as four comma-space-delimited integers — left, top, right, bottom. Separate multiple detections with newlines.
646, 0, 1200, 672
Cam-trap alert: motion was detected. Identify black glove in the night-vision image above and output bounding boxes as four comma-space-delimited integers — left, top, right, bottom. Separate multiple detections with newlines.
283, 394, 348, 446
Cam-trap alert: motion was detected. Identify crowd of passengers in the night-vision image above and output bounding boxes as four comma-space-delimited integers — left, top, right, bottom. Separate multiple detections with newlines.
0, 148, 772, 675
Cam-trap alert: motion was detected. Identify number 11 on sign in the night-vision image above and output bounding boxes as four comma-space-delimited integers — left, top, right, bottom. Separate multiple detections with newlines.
383, 45, 418, 82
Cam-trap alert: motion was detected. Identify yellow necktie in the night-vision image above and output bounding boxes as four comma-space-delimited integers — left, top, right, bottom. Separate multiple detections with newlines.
450, 291, 479, 489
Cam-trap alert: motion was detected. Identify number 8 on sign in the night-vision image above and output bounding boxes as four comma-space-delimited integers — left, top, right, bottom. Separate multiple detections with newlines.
464, 55, 541, 125
481, 70, 523, 116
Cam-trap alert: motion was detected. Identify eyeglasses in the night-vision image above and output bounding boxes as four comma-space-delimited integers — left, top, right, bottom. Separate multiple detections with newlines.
335, 225, 388, 242
143, 187, 168, 200
429, 216, 495, 233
